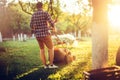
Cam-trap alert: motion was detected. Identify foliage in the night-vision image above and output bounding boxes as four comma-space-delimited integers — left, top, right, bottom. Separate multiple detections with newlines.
17, 0, 92, 35
56, 12, 92, 36
8, 3, 31, 34
0, 0, 92, 38
0, 2, 31, 37
18, 0, 62, 20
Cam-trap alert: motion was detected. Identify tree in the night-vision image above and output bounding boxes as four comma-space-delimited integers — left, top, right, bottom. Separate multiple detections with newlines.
0, 0, 12, 37
68, 14, 92, 37
92, 0, 109, 69
8, 3, 31, 34
18, 0, 92, 35
18, 0, 61, 20
0, 2, 31, 37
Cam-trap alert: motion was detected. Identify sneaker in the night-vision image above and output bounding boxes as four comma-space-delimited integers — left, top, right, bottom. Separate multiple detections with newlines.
48, 64, 58, 68
44, 65, 48, 69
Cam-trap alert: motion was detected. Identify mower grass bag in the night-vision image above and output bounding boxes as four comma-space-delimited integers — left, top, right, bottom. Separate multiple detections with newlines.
53, 48, 75, 64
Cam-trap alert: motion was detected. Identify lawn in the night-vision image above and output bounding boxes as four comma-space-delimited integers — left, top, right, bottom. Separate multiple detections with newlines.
0, 35, 120, 80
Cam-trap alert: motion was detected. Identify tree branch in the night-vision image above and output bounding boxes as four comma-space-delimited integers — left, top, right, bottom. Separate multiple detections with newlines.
18, 1, 33, 15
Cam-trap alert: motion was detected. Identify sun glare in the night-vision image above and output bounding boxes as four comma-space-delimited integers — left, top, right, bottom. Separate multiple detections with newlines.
108, 5, 120, 29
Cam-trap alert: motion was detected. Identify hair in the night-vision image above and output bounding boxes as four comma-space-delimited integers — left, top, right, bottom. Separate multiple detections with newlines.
36, 2, 43, 9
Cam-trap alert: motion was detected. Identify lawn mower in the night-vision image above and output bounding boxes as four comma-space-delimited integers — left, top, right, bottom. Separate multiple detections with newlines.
50, 29, 76, 64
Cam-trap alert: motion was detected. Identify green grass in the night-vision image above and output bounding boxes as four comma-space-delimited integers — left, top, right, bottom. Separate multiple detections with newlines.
0, 40, 41, 75
0, 36, 120, 80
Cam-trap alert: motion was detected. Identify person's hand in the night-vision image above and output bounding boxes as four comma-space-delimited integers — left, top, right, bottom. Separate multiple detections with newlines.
54, 19, 58, 23
31, 27, 35, 34
31, 29, 35, 34
52, 27, 57, 33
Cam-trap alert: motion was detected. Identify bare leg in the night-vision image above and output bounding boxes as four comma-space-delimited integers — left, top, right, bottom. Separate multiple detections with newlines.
48, 48, 54, 65
40, 49, 46, 65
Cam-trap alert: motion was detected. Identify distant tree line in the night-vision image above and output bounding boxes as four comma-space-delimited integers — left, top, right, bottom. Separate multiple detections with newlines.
0, 1, 31, 38
0, 0, 92, 38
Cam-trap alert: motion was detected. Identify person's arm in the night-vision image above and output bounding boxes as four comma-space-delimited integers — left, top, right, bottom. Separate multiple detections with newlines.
46, 12, 57, 33
30, 15, 36, 34
46, 12, 55, 27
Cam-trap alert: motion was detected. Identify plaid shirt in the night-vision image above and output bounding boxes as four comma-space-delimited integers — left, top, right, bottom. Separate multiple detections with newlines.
30, 9, 54, 37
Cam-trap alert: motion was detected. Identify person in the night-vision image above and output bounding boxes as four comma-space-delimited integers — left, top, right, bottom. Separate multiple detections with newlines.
30, 2, 58, 69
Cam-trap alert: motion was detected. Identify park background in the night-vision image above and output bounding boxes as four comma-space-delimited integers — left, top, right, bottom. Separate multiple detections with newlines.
0, 0, 120, 80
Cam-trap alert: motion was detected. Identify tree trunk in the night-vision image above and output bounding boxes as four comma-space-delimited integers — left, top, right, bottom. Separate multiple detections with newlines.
116, 46, 120, 65
0, 32, 2, 42
92, 0, 108, 69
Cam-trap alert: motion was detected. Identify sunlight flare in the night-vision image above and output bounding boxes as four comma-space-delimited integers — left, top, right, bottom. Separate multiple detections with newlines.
108, 5, 120, 29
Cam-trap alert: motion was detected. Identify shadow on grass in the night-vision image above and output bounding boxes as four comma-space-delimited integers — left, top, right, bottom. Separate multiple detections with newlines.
0, 64, 65, 80
0, 61, 14, 80
0, 67, 58, 80
15, 67, 59, 80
